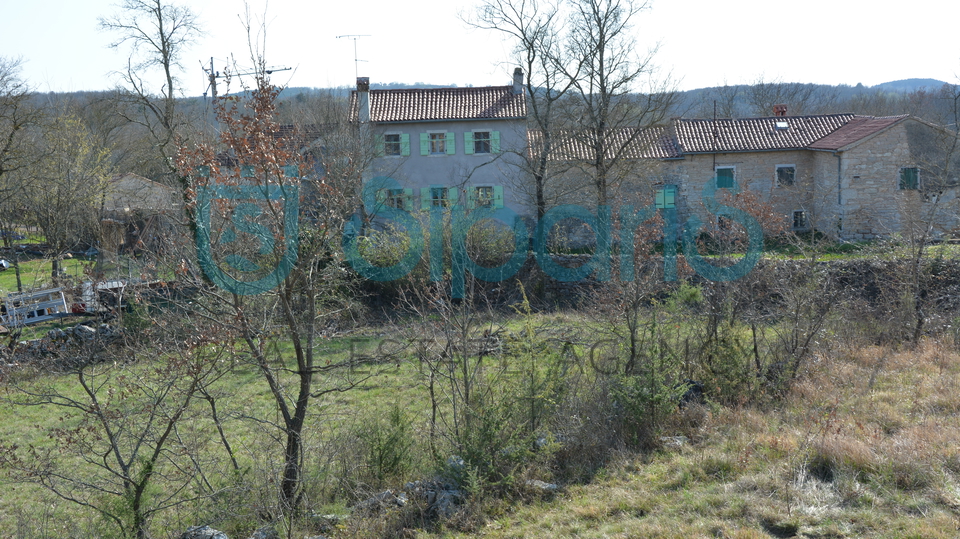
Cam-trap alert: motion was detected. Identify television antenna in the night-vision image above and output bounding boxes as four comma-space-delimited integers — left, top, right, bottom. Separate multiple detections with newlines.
202, 58, 291, 100
337, 35, 371, 79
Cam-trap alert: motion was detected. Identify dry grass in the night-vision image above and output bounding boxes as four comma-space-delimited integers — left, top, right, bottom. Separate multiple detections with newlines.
407, 338, 960, 539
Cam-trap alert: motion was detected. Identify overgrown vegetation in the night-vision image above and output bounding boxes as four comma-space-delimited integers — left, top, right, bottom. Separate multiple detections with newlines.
4, 2, 960, 536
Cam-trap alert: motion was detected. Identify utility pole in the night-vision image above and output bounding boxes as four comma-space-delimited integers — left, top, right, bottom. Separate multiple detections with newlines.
337, 35, 371, 80
202, 57, 222, 101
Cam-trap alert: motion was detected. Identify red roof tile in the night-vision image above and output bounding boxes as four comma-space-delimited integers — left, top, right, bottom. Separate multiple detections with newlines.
807, 115, 909, 150
351, 86, 526, 123
675, 114, 855, 153
529, 126, 681, 160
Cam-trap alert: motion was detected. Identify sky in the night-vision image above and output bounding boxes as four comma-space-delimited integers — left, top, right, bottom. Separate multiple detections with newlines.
1, 0, 959, 97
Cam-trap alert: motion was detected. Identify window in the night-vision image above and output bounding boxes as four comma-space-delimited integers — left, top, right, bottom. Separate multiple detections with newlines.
474, 186, 494, 207
716, 167, 735, 189
420, 132, 455, 155
379, 133, 409, 156
473, 132, 491, 154
655, 185, 677, 209
900, 167, 919, 190
384, 134, 401, 156
429, 133, 445, 154
375, 188, 412, 211
420, 186, 458, 209
467, 185, 503, 209
431, 187, 449, 207
386, 189, 405, 209
464, 131, 501, 155
776, 165, 796, 187
793, 210, 808, 230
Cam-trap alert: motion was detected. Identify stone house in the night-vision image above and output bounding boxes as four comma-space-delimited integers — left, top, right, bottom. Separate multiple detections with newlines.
544, 109, 960, 240
349, 70, 527, 215
661, 111, 960, 239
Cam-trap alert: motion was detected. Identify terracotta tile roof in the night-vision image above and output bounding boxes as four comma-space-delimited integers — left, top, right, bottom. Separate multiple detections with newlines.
350, 86, 526, 123
529, 125, 681, 160
807, 115, 909, 150
674, 114, 855, 153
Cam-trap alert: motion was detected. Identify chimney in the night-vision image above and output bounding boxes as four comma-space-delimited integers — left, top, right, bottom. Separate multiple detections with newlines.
357, 77, 370, 123
773, 104, 788, 117
513, 67, 523, 95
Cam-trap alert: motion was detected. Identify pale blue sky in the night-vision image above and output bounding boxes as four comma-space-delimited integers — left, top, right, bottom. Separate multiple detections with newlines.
2, 0, 958, 96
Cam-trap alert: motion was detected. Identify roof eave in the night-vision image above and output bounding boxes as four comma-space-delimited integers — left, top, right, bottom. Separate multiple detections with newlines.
371, 116, 526, 124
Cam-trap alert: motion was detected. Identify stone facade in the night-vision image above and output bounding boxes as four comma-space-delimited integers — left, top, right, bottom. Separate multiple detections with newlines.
657, 116, 960, 240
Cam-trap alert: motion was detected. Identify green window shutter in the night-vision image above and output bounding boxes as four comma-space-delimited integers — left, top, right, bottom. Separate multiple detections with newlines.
900, 167, 919, 190
420, 133, 429, 156
447, 187, 458, 206
375, 189, 387, 212
375, 135, 385, 157
420, 187, 431, 209
400, 134, 411, 156
491, 131, 501, 153
241, 165, 256, 178
283, 165, 298, 178
493, 185, 504, 208
445, 132, 456, 155
716, 168, 734, 189
464, 132, 475, 155
403, 188, 415, 211
665, 186, 676, 208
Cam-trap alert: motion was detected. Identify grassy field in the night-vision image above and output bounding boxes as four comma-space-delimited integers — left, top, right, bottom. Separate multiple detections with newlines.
0, 256, 96, 295
418, 339, 960, 539
3, 250, 960, 539
3, 310, 960, 538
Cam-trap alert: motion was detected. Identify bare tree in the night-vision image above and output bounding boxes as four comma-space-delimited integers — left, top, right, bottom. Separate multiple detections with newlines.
177, 70, 367, 517
469, 0, 579, 219
745, 76, 842, 116
0, 57, 42, 291
561, 0, 676, 208
99, 0, 203, 184
0, 317, 234, 539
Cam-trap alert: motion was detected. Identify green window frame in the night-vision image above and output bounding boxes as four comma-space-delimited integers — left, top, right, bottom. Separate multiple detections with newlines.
380, 133, 409, 157
420, 132, 456, 155
420, 186, 459, 209
467, 185, 504, 209
655, 185, 677, 209
716, 167, 735, 189
900, 167, 919, 190
464, 131, 501, 155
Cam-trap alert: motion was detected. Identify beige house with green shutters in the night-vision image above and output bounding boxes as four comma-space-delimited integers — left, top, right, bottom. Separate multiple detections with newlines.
350, 71, 528, 215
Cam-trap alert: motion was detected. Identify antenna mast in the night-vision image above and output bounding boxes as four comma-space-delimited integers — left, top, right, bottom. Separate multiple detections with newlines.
337, 35, 371, 79
203, 58, 292, 100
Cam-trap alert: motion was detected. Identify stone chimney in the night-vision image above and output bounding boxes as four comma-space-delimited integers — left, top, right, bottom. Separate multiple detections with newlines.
773, 104, 788, 117
513, 68, 523, 95
357, 77, 370, 123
